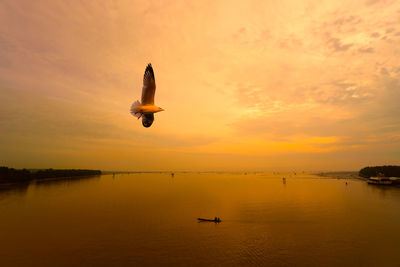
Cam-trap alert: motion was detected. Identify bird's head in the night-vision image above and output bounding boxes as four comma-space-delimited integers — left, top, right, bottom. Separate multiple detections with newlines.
142, 113, 154, 128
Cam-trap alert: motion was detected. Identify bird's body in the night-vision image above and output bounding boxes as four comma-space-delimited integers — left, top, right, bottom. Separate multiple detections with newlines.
130, 63, 164, 127
132, 103, 163, 114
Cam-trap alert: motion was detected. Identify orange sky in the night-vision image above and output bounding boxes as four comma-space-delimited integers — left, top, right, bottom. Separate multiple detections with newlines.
1, 0, 399, 171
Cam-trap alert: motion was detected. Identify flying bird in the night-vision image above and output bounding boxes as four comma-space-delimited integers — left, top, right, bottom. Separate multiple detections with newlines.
130, 63, 164, 128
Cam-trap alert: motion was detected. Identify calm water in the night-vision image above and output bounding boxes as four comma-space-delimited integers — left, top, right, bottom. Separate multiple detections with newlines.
1, 173, 400, 266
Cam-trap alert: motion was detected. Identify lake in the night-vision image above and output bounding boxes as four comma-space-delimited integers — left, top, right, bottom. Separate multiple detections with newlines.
1, 173, 400, 266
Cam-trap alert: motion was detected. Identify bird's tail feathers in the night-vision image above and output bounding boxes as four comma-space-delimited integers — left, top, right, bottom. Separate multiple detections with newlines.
130, 100, 141, 118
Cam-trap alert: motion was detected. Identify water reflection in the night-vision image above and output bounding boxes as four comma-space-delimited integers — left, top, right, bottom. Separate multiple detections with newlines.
0, 175, 101, 196
366, 183, 400, 199
0, 173, 400, 266
0, 182, 30, 196
34, 175, 101, 187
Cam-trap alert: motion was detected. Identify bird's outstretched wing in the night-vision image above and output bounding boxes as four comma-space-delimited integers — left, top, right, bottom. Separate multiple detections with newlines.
141, 63, 156, 105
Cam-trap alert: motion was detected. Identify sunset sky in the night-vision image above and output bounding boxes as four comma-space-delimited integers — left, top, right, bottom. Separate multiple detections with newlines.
1, 0, 399, 171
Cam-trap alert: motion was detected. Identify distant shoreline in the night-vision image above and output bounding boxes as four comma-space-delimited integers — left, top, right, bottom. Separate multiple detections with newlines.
0, 167, 101, 185
316, 171, 365, 180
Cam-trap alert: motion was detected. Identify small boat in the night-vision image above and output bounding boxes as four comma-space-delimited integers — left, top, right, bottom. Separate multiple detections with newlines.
367, 177, 392, 185
197, 217, 221, 223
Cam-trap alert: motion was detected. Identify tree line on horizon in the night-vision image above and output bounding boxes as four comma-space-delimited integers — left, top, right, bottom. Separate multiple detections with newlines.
359, 165, 400, 178
0, 167, 101, 183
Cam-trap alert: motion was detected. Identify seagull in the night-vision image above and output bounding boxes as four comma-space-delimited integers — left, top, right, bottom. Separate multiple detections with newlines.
130, 63, 164, 128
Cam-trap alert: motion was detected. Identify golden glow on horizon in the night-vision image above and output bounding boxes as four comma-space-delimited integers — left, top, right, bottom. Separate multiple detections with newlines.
0, 0, 400, 171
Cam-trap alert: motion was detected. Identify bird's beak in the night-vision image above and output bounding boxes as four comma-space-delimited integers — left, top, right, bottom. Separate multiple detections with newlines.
160, 108, 165, 111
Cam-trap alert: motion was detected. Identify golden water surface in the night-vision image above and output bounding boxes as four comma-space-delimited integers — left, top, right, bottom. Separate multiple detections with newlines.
1, 173, 400, 266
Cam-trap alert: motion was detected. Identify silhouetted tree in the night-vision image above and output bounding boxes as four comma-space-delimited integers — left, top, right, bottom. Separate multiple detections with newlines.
0, 167, 101, 183
359, 165, 400, 178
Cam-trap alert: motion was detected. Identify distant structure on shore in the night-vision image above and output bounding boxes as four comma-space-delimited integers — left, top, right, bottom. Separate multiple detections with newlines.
367, 176, 393, 185
0, 167, 101, 183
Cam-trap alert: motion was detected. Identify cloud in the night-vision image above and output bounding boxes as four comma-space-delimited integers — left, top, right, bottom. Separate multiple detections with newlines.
1, 0, 400, 170
358, 47, 374, 53
326, 36, 353, 52
371, 32, 381, 38
386, 27, 396, 33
